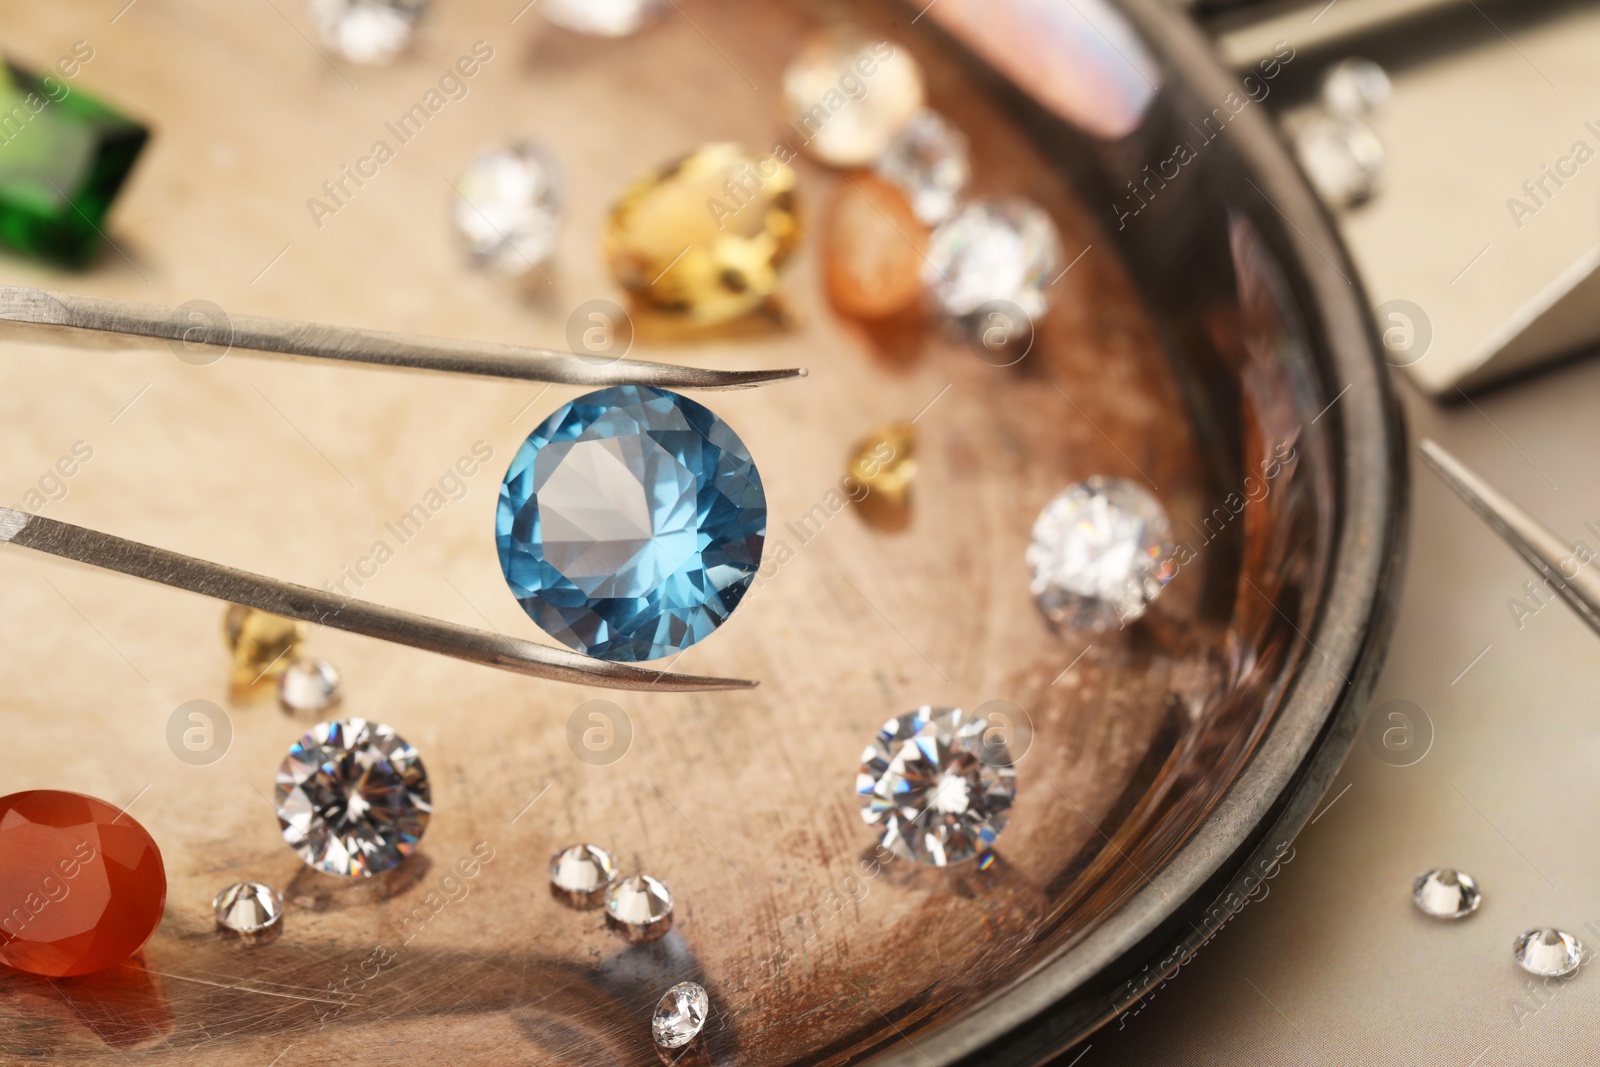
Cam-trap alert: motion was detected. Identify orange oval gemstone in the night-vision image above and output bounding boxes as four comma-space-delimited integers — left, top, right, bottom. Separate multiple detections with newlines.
0, 790, 166, 977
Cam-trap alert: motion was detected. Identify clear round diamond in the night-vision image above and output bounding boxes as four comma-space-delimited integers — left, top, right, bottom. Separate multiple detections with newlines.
1027, 476, 1176, 631
275, 719, 431, 878
278, 658, 342, 714
1320, 57, 1392, 118
1411, 868, 1480, 920
783, 30, 925, 167
497, 385, 766, 662
857, 706, 1017, 866
549, 843, 617, 908
541, 0, 667, 36
1514, 928, 1584, 978
453, 141, 563, 276
875, 109, 970, 224
1294, 116, 1385, 209
605, 874, 673, 943
923, 197, 1062, 320
652, 981, 709, 1049
213, 882, 284, 934
308, 0, 426, 65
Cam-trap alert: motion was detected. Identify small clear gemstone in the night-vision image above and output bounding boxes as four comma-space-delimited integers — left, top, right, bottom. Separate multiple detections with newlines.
652, 981, 709, 1049
1321, 58, 1391, 118
605, 874, 673, 942
857, 706, 1017, 866
783, 30, 925, 167
1027, 476, 1176, 631
453, 141, 563, 276
275, 719, 431, 878
923, 197, 1062, 320
1411, 869, 1480, 920
1294, 116, 1385, 209
541, 0, 666, 36
549, 843, 617, 908
308, 0, 426, 65
278, 658, 342, 714
875, 109, 970, 224
213, 882, 284, 934
1514, 928, 1584, 978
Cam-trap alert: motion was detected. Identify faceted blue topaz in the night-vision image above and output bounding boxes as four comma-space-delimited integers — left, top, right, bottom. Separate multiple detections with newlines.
496, 385, 766, 661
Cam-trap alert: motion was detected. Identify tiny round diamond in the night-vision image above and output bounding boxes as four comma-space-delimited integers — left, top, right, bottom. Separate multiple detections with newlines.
278, 658, 342, 714
857, 706, 1016, 866
1027, 476, 1176, 631
1411, 869, 1480, 920
275, 719, 431, 878
453, 141, 563, 276
923, 197, 1062, 320
214, 882, 284, 935
308, 0, 426, 65
1320, 57, 1391, 118
783, 30, 925, 167
652, 981, 709, 1049
605, 874, 673, 943
549, 843, 617, 908
1514, 928, 1583, 978
1294, 116, 1385, 209
541, 0, 666, 36
875, 109, 970, 224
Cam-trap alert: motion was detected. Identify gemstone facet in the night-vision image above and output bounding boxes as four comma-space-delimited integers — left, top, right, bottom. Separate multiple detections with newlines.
549, 843, 617, 908
0, 790, 167, 977
1320, 57, 1391, 118
1514, 928, 1583, 978
605, 874, 673, 943
652, 981, 709, 1049
604, 143, 800, 324
541, 0, 666, 36
1027, 476, 1176, 631
1294, 116, 1384, 209
213, 882, 284, 935
309, 0, 426, 64
923, 197, 1062, 321
1411, 868, 1480, 920
278, 658, 342, 715
497, 385, 766, 661
875, 109, 970, 224
274, 719, 431, 878
224, 605, 305, 689
823, 173, 927, 319
453, 141, 563, 275
857, 706, 1017, 866
783, 31, 924, 167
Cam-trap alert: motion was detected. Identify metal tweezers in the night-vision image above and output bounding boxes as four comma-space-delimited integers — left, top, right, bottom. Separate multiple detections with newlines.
0, 287, 806, 692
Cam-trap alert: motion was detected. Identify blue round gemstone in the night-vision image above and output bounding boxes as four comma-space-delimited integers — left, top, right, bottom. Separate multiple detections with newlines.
496, 385, 766, 662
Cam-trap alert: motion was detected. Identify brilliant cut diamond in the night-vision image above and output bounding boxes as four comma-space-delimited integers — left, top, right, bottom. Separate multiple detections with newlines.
857, 706, 1016, 866
783, 30, 925, 167
308, 0, 426, 65
214, 882, 284, 934
1514, 928, 1583, 978
875, 109, 970, 224
1320, 58, 1391, 118
274, 719, 431, 878
496, 386, 766, 661
549, 843, 617, 908
278, 658, 342, 714
923, 197, 1062, 320
652, 981, 709, 1049
541, 0, 667, 36
1411, 868, 1480, 920
1294, 116, 1384, 209
605, 874, 673, 943
1027, 476, 1175, 631
453, 141, 563, 275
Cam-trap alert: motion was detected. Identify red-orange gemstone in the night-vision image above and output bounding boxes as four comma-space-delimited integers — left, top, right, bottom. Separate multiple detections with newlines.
0, 790, 166, 977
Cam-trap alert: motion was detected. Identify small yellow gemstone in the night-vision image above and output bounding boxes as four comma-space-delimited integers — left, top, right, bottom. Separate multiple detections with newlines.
603, 143, 801, 325
223, 604, 305, 688
848, 422, 917, 532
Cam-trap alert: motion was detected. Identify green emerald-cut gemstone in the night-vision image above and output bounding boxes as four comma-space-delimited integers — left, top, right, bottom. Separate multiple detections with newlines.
0, 59, 149, 268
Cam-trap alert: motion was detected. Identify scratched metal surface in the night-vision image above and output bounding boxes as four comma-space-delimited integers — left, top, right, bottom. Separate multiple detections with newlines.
0, 1, 1322, 1064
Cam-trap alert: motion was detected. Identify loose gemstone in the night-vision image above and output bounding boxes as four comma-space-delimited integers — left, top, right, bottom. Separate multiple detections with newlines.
274, 719, 431, 878
308, 0, 426, 64
541, 0, 666, 36
0, 58, 150, 268
604, 143, 801, 324
1320, 57, 1392, 118
875, 109, 971, 224
224, 605, 305, 689
0, 790, 166, 977
277, 658, 342, 714
1514, 928, 1583, 978
453, 141, 563, 275
923, 197, 1063, 320
1027, 476, 1176, 631
549, 843, 617, 908
496, 385, 766, 662
605, 874, 673, 943
213, 882, 284, 935
857, 706, 1017, 866
1411, 868, 1480, 920
1294, 116, 1385, 209
847, 422, 916, 532
783, 31, 924, 167
822, 173, 927, 319
652, 981, 709, 1049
